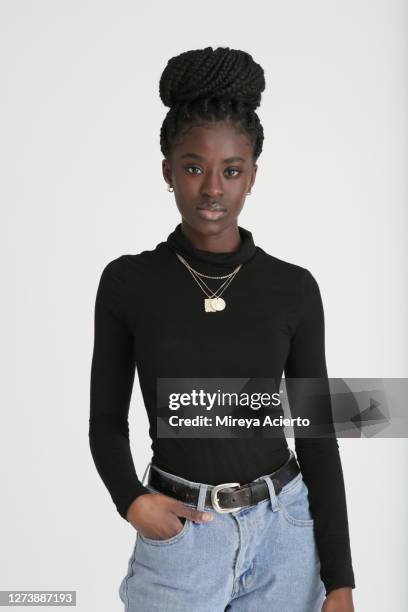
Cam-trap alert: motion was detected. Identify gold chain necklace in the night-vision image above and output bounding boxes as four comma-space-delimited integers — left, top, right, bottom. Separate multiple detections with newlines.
175, 252, 242, 312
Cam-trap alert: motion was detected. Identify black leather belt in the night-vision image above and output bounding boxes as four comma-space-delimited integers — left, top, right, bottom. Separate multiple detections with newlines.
148, 451, 300, 513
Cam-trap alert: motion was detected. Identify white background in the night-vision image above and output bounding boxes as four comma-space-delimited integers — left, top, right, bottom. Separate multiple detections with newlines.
1, 1, 407, 610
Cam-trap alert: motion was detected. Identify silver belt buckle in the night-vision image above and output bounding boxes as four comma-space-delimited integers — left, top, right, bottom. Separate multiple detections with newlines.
211, 482, 243, 514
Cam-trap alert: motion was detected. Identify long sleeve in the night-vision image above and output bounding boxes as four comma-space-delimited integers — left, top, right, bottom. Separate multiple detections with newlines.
284, 269, 355, 596
89, 259, 150, 520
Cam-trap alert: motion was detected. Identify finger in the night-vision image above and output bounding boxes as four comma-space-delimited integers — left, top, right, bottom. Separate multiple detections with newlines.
172, 502, 214, 523
168, 513, 186, 532
142, 515, 185, 540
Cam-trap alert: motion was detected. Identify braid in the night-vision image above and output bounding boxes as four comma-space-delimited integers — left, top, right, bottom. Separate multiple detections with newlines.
159, 47, 265, 161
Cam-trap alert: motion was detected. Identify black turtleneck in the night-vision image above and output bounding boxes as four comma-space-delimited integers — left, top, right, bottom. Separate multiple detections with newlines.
89, 223, 355, 596
167, 223, 258, 269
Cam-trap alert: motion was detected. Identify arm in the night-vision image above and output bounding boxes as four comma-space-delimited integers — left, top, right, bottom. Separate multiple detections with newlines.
89, 259, 150, 520
284, 269, 355, 597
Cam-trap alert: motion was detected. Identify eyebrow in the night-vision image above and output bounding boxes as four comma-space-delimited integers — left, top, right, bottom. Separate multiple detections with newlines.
180, 153, 246, 163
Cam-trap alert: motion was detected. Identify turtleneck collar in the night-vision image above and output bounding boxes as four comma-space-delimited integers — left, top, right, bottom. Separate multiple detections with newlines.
165, 222, 258, 271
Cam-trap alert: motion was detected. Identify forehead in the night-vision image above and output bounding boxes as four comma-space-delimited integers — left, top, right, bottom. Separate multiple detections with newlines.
172, 122, 253, 160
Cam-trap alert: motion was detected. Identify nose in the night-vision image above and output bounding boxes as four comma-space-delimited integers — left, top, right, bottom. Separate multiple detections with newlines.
200, 170, 224, 199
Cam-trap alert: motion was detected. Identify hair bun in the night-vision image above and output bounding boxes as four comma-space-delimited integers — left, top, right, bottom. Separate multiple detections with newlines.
159, 46, 265, 111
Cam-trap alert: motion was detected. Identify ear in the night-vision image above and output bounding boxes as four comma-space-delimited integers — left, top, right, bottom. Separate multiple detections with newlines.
249, 163, 258, 191
162, 158, 172, 185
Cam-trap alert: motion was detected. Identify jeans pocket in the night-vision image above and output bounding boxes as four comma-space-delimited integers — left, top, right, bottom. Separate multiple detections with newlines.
138, 516, 190, 546
277, 474, 315, 527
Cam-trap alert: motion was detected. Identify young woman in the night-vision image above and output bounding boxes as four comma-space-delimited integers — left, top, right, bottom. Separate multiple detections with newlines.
89, 46, 356, 611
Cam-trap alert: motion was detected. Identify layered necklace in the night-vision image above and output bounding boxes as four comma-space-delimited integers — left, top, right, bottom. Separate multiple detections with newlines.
175, 252, 242, 312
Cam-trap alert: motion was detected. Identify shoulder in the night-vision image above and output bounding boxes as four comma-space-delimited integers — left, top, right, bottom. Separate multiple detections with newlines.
255, 247, 318, 291
254, 248, 324, 318
99, 241, 167, 283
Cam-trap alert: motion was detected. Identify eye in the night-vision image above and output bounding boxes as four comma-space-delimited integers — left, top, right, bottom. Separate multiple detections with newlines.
225, 168, 241, 177
185, 166, 203, 175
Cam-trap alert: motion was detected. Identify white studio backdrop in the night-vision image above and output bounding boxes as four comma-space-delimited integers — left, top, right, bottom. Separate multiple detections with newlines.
1, 1, 407, 610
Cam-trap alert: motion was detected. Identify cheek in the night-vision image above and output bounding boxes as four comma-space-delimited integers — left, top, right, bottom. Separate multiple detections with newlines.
230, 194, 247, 214
227, 181, 249, 199
173, 172, 197, 191
174, 183, 199, 207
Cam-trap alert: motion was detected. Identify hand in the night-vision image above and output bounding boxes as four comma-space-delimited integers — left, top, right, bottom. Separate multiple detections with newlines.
322, 587, 354, 612
126, 492, 214, 540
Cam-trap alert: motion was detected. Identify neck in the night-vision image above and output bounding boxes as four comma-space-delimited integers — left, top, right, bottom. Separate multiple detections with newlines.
180, 220, 242, 253
165, 220, 258, 273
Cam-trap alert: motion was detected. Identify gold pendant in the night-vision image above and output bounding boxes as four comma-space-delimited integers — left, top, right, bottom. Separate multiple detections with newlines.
204, 297, 226, 312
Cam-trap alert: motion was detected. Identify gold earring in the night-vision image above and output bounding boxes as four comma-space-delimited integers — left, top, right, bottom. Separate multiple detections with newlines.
167, 184, 174, 192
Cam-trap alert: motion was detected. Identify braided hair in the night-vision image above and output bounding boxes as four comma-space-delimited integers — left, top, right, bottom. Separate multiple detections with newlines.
159, 47, 266, 162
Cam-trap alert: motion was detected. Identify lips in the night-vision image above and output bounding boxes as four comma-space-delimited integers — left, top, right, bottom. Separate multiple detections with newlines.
197, 203, 227, 212
196, 207, 227, 221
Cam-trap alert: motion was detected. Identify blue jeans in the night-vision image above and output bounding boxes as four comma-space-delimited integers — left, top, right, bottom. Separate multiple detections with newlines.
119, 450, 326, 611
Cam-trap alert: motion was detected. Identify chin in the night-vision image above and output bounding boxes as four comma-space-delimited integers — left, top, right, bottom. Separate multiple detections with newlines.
184, 216, 232, 236
182, 210, 237, 231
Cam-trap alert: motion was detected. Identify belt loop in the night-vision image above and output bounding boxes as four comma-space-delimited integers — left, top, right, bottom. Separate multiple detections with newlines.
197, 484, 208, 512
141, 461, 152, 486
259, 475, 279, 512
